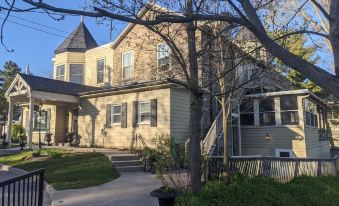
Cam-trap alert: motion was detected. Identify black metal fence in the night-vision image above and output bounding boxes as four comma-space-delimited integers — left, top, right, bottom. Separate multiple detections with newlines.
207, 156, 339, 182
0, 169, 44, 206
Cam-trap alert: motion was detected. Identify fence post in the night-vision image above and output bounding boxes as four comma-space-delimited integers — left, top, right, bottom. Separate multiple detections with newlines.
317, 160, 322, 177
263, 158, 270, 177
38, 170, 44, 206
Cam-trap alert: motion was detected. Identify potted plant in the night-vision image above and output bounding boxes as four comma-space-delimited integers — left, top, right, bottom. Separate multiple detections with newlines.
149, 133, 186, 206
44, 133, 53, 146
64, 132, 73, 146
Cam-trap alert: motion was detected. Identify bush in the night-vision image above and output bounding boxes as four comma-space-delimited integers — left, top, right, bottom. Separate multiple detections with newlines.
176, 174, 339, 206
31, 150, 41, 157
11, 124, 24, 143
47, 150, 62, 159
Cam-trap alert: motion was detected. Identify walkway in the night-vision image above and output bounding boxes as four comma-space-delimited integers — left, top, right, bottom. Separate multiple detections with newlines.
48, 172, 160, 206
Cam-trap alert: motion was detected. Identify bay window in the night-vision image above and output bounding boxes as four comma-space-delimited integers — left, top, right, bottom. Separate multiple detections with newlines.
69, 64, 84, 84
56, 65, 65, 81
280, 95, 299, 125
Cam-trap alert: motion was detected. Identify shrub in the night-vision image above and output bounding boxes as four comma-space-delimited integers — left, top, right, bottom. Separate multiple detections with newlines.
31, 150, 41, 157
11, 124, 24, 143
47, 150, 62, 159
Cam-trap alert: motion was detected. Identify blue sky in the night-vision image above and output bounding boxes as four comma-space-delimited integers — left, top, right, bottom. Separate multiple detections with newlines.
0, 1, 126, 77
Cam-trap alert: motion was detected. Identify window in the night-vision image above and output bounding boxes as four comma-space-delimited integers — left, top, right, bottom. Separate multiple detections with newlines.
304, 99, 318, 127
56, 65, 65, 81
97, 59, 105, 84
157, 43, 171, 71
139, 101, 150, 124
275, 149, 293, 158
240, 99, 255, 125
259, 97, 275, 126
280, 95, 299, 125
33, 111, 48, 131
111, 104, 122, 125
237, 64, 258, 83
122, 52, 134, 79
69, 64, 84, 84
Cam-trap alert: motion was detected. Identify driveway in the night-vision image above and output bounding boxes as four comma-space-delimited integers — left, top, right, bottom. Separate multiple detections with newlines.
48, 172, 161, 206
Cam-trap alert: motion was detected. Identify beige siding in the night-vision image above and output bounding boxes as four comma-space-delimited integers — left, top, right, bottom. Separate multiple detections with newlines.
241, 126, 307, 157
305, 126, 331, 158
85, 44, 114, 87
170, 88, 191, 143
78, 88, 172, 149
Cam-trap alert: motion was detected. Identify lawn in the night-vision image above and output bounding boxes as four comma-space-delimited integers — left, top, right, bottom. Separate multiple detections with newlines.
176, 174, 339, 206
0, 149, 120, 190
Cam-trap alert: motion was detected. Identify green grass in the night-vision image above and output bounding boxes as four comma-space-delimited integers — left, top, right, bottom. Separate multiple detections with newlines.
176, 174, 339, 206
0, 149, 120, 190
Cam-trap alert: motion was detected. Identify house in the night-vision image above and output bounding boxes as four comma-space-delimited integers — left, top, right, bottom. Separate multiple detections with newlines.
4, 6, 332, 158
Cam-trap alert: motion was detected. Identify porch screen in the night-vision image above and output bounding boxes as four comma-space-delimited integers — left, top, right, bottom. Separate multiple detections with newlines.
240, 99, 254, 125
304, 99, 318, 127
33, 111, 48, 131
69, 64, 84, 84
259, 97, 275, 126
280, 95, 299, 125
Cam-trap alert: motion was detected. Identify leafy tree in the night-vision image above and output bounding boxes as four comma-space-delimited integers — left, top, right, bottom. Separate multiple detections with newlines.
0, 61, 21, 119
273, 33, 322, 94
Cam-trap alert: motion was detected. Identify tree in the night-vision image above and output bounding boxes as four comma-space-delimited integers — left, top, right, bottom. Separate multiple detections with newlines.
1, 0, 339, 192
0, 61, 21, 119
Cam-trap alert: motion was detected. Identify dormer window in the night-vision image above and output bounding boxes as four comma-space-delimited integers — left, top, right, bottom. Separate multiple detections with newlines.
122, 51, 134, 80
56, 65, 65, 81
157, 43, 171, 71
69, 64, 84, 84
97, 59, 105, 84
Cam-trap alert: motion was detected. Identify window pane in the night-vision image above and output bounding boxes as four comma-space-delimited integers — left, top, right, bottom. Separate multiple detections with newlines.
70, 64, 84, 84
240, 99, 254, 112
158, 44, 171, 71
259, 98, 275, 112
240, 113, 254, 125
112, 115, 121, 123
113, 105, 121, 114
33, 111, 48, 131
260, 112, 276, 125
56, 65, 65, 81
123, 52, 133, 67
281, 111, 299, 125
280, 95, 298, 110
140, 102, 150, 112
140, 113, 150, 122
279, 152, 291, 157
97, 59, 104, 83
123, 66, 133, 79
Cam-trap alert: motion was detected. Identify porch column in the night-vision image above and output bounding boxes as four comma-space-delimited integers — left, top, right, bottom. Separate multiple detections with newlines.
27, 97, 34, 149
6, 99, 14, 148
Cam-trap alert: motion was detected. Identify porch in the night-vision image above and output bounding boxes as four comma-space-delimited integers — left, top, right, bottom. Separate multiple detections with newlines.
4, 74, 98, 148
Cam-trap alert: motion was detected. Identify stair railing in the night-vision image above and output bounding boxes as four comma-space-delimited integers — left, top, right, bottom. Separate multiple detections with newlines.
202, 110, 223, 156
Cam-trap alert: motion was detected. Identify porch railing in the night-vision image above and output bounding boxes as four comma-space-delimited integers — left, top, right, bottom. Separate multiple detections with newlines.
207, 156, 339, 182
0, 169, 44, 206
202, 111, 223, 155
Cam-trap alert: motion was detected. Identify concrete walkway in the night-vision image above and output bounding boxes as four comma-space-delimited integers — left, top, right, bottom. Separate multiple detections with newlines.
48, 172, 161, 206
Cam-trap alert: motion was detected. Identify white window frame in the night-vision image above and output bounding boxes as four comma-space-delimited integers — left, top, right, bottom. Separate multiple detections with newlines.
304, 99, 318, 128
69, 64, 84, 84
138, 101, 151, 124
121, 51, 134, 80
157, 43, 171, 71
97, 58, 105, 84
275, 149, 294, 158
111, 104, 122, 126
55, 64, 65, 81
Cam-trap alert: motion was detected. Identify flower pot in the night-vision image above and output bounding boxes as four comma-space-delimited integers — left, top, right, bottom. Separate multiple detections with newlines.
150, 187, 182, 206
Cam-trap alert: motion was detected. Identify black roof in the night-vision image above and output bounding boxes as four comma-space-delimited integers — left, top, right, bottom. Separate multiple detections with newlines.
54, 22, 98, 54
20, 74, 100, 95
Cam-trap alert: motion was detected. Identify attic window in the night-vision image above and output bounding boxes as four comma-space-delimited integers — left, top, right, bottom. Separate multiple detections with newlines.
69, 64, 84, 84
157, 43, 171, 71
122, 51, 134, 80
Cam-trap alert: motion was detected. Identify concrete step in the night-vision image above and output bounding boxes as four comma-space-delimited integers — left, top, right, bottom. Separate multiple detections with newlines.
115, 165, 144, 173
111, 155, 140, 162
113, 160, 143, 167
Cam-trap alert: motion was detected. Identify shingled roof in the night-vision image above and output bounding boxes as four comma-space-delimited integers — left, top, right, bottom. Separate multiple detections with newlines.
20, 74, 100, 95
54, 22, 98, 54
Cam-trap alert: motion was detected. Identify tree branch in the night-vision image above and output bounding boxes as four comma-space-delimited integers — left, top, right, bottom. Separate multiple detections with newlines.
310, 0, 332, 20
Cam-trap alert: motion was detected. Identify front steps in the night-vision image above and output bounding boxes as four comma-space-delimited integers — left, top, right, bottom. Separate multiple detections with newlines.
111, 154, 144, 173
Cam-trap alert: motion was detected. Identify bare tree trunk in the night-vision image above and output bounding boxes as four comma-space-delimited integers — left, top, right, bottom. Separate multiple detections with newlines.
329, 0, 339, 75
222, 96, 229, 165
